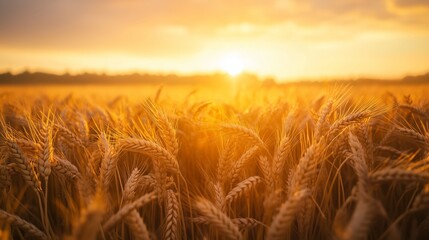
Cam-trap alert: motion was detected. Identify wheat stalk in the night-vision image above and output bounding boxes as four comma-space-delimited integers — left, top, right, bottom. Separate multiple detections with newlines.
412, 184, 429, 209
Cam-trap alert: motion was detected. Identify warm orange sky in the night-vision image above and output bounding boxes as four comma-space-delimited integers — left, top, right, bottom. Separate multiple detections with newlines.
1, 0, 429, 80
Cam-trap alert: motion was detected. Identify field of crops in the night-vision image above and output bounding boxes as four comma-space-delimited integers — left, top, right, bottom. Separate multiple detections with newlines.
1, 83, 429, 239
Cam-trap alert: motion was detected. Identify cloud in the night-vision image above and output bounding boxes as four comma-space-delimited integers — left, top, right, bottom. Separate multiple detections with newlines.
0, 0, 428, 78
385, 0, 429, 15
0, 0, 427, 52
392, 0, 429, 8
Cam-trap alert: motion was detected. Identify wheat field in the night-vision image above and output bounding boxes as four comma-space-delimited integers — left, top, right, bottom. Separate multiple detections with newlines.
1, 83, 429, 240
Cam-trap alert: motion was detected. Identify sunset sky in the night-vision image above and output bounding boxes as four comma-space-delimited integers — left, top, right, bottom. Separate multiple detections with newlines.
1, 0, 429, 80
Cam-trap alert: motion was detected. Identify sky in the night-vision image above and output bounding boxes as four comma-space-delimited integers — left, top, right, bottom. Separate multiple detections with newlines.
1, 0, 429, 80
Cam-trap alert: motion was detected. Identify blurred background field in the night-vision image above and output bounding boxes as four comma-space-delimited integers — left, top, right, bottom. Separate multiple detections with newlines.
1, 80, 429, 105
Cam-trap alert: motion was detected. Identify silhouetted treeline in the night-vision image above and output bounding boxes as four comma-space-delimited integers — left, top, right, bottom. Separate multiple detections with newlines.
0, 71, 235, 86
0, 71, 428, 86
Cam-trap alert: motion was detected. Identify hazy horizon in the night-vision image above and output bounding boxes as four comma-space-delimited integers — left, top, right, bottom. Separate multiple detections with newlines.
1, 0, 429, 80
3, 68, 429, 82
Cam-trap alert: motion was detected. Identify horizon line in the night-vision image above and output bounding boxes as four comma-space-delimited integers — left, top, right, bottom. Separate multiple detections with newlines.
2, 68, 428, 82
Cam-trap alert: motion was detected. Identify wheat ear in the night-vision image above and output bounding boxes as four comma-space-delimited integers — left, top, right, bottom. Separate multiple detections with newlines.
230, 146, 259, 183
272, 136, 291, 187
232, 218, 261, 229
164, 189, 179, 240
124, 210, 151, 240
375, 146, 404, 156
121, 168, 151, 240
15, 138, 41, 156
0, 165, 11, 191
71, 192, 105, 240
192, 217, 261, 229
328, 111, 370, 138
6, 140, 42, 192
369, 168, 429, 183
341, 193, 378, 240
287, 145, 317, 197
348, 132, 369, 191
119, 138, 179, 173
37, 122, 53, 179
0, 209, 47, 240
157, 112, 179, 157
55, 124, 84, 147
220, 124, 265, 147
140, 174, 157, 190
143, 99, 179, 156
258, 155, 273, 189
224, 176, 262, 206
195, 198, 242, 240
395, 127, 428, 145
99, 147, 119, 193
217, 141, 235, 184
213, 181, 225, 210
123, 168, 142, 203
314, 99, 333, 141
267, 188, 311, 240
53, 156, 81, 180
398, 104, 429, 119
103, 191, 157, 232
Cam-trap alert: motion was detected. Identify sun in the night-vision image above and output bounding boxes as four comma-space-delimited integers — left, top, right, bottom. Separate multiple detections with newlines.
219, 53, 244, 77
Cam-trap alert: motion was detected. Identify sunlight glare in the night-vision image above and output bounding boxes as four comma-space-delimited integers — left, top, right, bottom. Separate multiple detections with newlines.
219, 53, 244, 77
